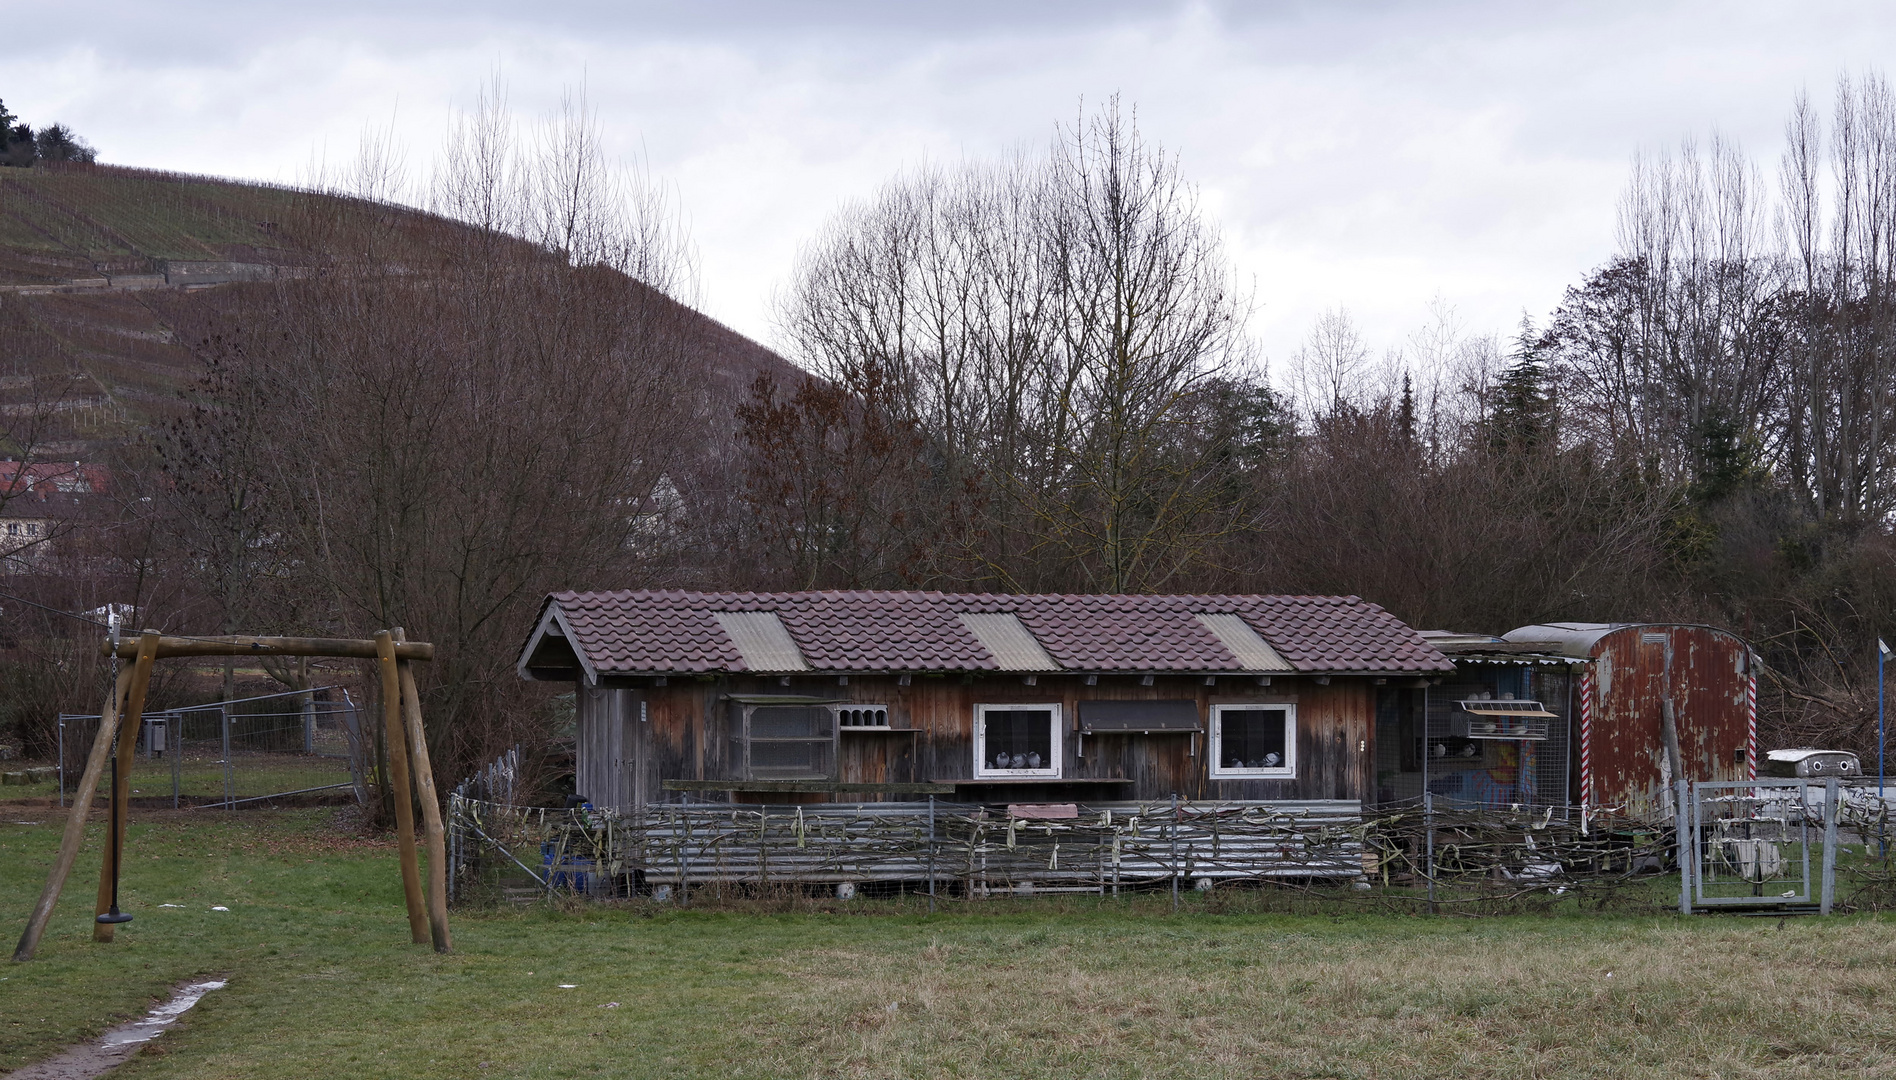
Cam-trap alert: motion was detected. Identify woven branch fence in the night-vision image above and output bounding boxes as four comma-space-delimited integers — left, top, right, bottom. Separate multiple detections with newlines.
444, 794, 1761, 909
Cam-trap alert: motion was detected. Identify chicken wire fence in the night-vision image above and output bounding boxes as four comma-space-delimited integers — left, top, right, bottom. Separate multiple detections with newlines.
57, 686, 369, 809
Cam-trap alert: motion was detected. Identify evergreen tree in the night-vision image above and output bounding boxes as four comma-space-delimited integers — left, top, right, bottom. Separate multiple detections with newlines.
1397, 371, 1417, 449
0, 97, 32, 167
1486, 315, 1555, 453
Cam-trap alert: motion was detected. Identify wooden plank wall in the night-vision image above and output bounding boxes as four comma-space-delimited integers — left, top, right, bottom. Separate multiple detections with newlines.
595, 673, 1378, 806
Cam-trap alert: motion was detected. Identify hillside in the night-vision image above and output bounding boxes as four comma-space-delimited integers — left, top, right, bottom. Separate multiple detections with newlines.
0, 164, 801, 460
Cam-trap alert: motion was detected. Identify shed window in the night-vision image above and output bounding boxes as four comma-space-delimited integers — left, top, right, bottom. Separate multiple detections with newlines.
1210, 704, 1296, 779
731, 702, 836, 780
974, 704, 1061, 778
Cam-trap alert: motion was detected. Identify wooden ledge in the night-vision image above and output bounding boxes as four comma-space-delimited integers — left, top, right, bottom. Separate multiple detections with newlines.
943, 777, 1135, 786
663, 779, 956, 795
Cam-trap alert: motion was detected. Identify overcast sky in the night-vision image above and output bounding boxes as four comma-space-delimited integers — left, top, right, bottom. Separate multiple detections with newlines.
9, 1, 1896, 371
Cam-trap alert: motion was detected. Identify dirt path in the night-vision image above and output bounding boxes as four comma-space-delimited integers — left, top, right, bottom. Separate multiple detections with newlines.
2, 980, 225, 1080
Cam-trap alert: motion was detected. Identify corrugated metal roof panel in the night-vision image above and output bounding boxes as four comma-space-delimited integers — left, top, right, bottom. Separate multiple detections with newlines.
958, 612, 1059, 671
1195, 613, 1293, 672
713, 611, 810, 672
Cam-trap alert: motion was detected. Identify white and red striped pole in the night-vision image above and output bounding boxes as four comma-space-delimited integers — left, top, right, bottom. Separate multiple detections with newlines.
1579, 669, 1594, 813
1745, 666, 1758, 782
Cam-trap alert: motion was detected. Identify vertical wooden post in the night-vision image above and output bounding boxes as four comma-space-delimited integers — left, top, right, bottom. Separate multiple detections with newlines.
395, 630, 452, 953
12, 668, 134, 962
377, 630, 428, 944
94, 631, 160, 943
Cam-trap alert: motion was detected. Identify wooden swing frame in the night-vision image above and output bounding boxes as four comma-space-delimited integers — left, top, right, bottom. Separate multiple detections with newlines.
12, 628, 451, 961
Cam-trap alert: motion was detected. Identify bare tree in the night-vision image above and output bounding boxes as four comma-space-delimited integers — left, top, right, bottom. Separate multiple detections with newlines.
1289, 308, 1372, 419
150, 87, 707, 789
776, 98, 1253, 593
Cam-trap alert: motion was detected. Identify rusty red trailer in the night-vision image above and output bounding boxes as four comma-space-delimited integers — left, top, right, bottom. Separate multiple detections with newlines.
1505, 623, 1756, 820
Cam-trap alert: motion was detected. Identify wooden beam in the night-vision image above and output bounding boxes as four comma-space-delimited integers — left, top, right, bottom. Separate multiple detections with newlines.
12, 668, 134, 962
93, 631, 159, 942
376, 631, 428, 944
662, 779, 957, 794
105, 635, 435, 662
395, 638, 451, 954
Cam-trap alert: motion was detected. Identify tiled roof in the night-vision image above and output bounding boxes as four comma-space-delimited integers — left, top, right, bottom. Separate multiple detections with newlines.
528, 590, 1451, 676
0, 461, 109, 498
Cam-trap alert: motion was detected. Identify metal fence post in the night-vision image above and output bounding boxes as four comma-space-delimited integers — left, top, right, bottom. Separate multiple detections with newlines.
1678, 778, 1692, 916
926, 795, 937, 916
1170, 793, 1180, 913
171, 713, 181, 808
56, 716, 65, 809
1821, 777, 1839, 915
222, 703, 233, 810
1424, 791, 1436, 915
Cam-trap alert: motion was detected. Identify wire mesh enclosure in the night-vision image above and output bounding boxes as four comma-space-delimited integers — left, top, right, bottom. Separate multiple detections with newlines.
58, 686, 368, 808
1417, 669, 1574, 812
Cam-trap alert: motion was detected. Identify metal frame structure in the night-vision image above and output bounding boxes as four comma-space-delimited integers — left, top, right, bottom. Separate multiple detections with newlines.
57, 686, 364, 810
1683, 777, 1839, 914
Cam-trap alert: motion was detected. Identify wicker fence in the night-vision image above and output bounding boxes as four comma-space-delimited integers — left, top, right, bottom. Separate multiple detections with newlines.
444, 778, 1896, 912
448, 797, 1370, 902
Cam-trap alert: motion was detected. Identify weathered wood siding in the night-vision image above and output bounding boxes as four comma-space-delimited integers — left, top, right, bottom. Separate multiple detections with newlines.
581, 673, 1378, 807
575, 685, 642, 809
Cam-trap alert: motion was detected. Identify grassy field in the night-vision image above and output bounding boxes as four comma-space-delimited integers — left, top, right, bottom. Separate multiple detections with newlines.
4, 802, 1896, 1080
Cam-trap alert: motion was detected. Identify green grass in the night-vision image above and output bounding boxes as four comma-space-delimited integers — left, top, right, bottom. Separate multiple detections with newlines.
5, 803, 1896, 1079
163, 753, 354, 801
0, 753, 352, 804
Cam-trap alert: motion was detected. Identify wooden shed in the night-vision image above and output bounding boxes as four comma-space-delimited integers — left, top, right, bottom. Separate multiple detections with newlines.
1502, 622, 1757, 819
516, 590, 1454, 809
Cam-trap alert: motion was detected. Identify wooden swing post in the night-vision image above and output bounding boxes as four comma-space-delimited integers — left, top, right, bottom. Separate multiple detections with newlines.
376, 631, 430, 945
94, 630, 161, 942
394, 629, 452, 953
11, 629, 444, 963
12, 668, 134, 962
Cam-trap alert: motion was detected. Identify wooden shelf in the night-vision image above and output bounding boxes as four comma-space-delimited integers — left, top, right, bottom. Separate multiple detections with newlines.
663, 779, 955, 795
941, 777, 1135, 786
839, 726, 916, 734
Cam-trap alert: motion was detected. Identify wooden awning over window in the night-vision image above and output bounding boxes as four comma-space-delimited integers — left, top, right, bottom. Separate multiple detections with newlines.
1077, 700, 1201, 734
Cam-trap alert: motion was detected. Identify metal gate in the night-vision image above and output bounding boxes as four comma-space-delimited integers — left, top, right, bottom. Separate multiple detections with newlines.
1685, 778, 1840, 914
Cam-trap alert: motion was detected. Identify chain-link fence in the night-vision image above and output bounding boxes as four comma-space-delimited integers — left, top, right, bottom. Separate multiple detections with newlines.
57, 686, 369, 809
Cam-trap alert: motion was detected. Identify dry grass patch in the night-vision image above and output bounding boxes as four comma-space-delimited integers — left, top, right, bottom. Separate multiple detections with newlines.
775, 919, 1896, 1079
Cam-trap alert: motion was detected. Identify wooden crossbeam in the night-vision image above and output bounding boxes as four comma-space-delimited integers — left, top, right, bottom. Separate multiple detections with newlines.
104, 635, 434, 661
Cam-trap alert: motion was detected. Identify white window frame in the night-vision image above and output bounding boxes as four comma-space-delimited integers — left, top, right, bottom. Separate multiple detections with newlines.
1209, 702, 1297, 779
973, 703, 1063, 779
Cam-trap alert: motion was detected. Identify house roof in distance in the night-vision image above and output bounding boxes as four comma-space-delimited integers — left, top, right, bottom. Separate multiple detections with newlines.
519, 590, 1453, 682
